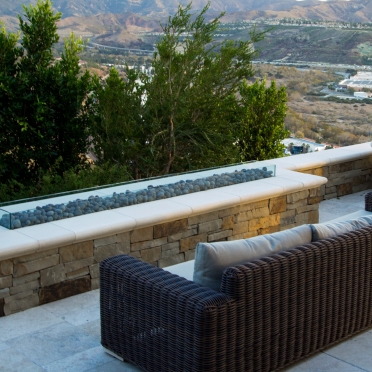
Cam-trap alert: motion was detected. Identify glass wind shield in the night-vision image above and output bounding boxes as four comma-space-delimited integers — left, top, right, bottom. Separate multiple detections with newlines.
0, 162, 275, 230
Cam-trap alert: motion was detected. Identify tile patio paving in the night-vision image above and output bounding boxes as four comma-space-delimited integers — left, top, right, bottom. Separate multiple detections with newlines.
1, 189, 372, 372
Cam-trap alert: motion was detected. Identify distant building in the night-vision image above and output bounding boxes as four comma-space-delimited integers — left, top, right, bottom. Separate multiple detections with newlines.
282, 138, 326, 155
339, 72, 372, 92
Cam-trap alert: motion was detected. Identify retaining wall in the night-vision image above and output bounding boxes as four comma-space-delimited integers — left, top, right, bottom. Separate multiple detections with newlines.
1, 142, 372, 316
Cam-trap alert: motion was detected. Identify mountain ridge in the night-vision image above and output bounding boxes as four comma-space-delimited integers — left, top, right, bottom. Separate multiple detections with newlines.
2, 0, 372, 21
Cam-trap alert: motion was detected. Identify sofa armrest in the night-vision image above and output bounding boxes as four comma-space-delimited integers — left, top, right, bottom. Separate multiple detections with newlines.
365, 191, 372, 212
100, 254, 236, 372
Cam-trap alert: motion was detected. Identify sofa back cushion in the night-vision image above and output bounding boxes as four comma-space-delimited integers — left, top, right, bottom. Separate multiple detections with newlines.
310, 216, 372, 241
193, 224, 312, 291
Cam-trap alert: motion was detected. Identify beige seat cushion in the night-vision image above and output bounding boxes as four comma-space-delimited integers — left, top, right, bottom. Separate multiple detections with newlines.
310, 216, 372, 241
193, 224, 312, 291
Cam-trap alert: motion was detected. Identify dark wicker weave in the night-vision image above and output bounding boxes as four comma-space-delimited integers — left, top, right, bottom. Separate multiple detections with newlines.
365, 191, 372, 212
100, 225, 372, 372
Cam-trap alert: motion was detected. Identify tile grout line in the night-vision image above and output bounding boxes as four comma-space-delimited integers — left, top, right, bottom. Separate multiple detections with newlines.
321, 351, 371, 372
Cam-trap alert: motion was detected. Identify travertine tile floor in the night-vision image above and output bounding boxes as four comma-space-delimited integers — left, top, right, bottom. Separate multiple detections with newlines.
1, 189, 372, 372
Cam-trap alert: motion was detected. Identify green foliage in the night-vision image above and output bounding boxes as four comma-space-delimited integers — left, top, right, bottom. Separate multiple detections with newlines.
92, 68, 146, 178
0, 0, 95, 187
92, 2, 265, 178
0, 160, 130, 203
236, 79, 289, 161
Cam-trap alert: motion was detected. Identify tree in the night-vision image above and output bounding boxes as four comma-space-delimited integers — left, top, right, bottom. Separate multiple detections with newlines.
0, 0, 95, 186
92, 68, 146, 179
93, 2, 264, 179
235, 79, 289, 161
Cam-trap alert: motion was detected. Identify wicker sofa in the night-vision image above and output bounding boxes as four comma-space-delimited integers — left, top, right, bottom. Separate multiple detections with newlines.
100, 199, 372, 372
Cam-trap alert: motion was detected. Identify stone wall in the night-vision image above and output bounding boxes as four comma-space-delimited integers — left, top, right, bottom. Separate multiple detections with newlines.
0, 187, 321, 316
300, 155, 372, 200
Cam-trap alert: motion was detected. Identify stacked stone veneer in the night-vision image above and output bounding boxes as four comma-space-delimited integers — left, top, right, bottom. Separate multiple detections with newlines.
300, 156, 372, 200
0, 187, 322, 316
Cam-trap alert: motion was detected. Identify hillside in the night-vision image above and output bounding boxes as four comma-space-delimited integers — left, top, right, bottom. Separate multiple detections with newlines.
2, 0, 372, 21
252, 26, 372, 65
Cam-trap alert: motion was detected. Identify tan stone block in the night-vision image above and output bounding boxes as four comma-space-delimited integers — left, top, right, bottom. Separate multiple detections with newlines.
64, 257, 95, 273
154, 219, 188, 239
13, 255, 60, 278
361, 169, 372, 176
259, 225, 280, 235
0, 276, 12, 289
218, 205, 240, 218
39, 276, 91, 305
233, 221, 249, 235
308, 210, 319, 224
162, 242, 180, 252
337, 183, 352, 197
286, 199, 308, 210
269, 196, 287, 214
307, 196, 323, 205
295, 213, 309, 225
222, 216, 234, 230
228, 231, 257, 241
325, 186, 337, 195
168, 228, 197, 243
131, 237, 167, 252
280, 210, 296, 226
319, 185, 326, 196
89, 263, 100, 279
0, 260, 13, 276
296, 204, 318, 215
14, 249, 58, 264
10, 280, 39, 295
130, 251, 141, 259
4, 290, 34, 303
326, 178, 344, 188
329, 169, 360, 180
198, 219, 222, 234
287, 190, 309, 204
309, 188, 319, 198
0, 288, 9, 299
130, 227, 153, 243
302, 167, 328, 177
329, 164, 340, 174
240, 200, 268, 212
140, 247, 162, 263
248, 214, 280, 231
40, 264, 66, 287
13, 272, 40, 287
180, 233, 208, 252
188, 211, 219, 225
59, 241, 93, 263
161, 247, 180, 259
185, 250, 195, 261
91, 278, 100, 290
3, 293, 39, 316
66, 267, 90, 280
94, 235, 116, 248
353, 183, 371, 193
236, 207, 269, 223
208, 230, 232, 242
158, 254, 185, 269
339, 161, 354, 172
117, 231, 130, 244
352, 175, 367, 186
324, 192, 338, 200
354, 158, 372, 170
